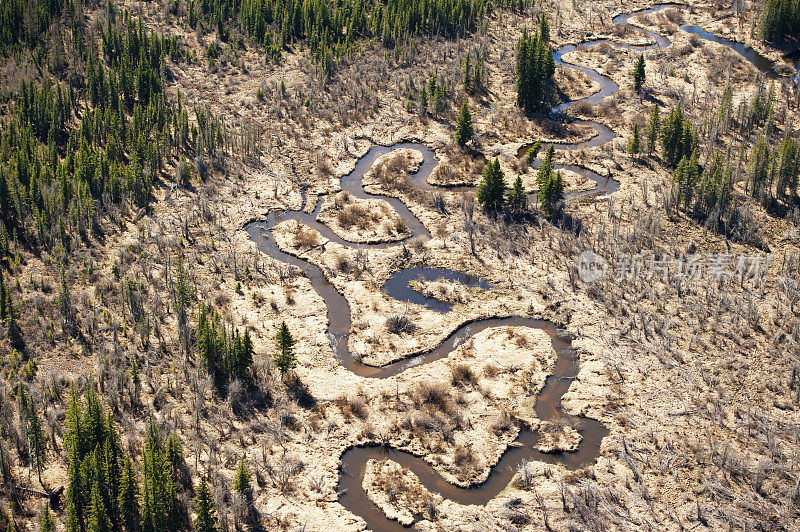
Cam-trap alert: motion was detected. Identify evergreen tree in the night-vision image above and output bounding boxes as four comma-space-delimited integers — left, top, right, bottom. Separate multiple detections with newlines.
193, 477, 218, 532
118, 457, 141, 532
645, 104, 660, 156
628, 124, 641, 157
65, 447, 84, 532
418, 86, 428, 116
695, 152, 733, 219
516, 15, 555, 113
27, 401, 46, 487
524, 141, 541, 166
39, 504, 55, 532
454, 102, 473, 148
233, 459, 252, 501
749, 134, 771, 197
661, 106, 695, 167
88, 481, 112, 532
760, 0, 800, 44
673, 149, 701, 212
633, 54, 646, 93
537, 172, 564, 216
5, 297, 24, 353
476, 158, 506, 213
535, 145, 564, 216
507, 176, 527, 214
274, 321, 297, 374
775, 134, 799, 199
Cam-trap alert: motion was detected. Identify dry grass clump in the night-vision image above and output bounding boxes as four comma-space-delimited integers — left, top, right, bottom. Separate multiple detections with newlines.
452, 443, 478, 475
664, 8, 683, 24
386, 314, 415, 335
370, 154, 429, 203
336, 202, 406, 234
293, 225, 320, 248
409, 381, 454, 414
451, 364, 477, 387
483, 363, 501, 378
335, 394, 368, 420
371, 460, 426, 505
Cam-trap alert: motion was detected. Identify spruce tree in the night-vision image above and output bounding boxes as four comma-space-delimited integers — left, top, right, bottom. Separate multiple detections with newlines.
454, 102, 473, 148
418, 86, 428, 116
516, 15, 555, 113
661, 106, 694, 167
628, 124, 641, 157
27, 401, 46, 487
633, 54, 646, 93
476, 158, 506, 213
524, 141, 541, 166
240, 329, 254, 377
462, 52, 472, 92
39, 504, 55, 532
538, 171, 564, 217
88, 481, 112, 532
507, 176, 527, 214
194, 477, 218, 532
536, 144, 556, 188
118, 457, 141, 532
66, 447, 84, 532
535, 146, 563, 216
274, 321, 297, 374
6, 299, 24, 353
233, 459, 252, 501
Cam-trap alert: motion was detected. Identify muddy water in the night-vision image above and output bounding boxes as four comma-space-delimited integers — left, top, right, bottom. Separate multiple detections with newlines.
381, 267, 493, 313
245, 147, 611, 529
242, 4, 800, 530
246, 148, 611, 530
681, 25, 780, 78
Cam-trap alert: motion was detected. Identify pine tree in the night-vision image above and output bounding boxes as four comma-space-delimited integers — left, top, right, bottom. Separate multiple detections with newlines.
673, 149, 700, 212
165, 433, 184, 483
524, 141, 541, 166
27, 401, 46, 487
5, 297, 24, 353
233, 459, 252, 501
118, 457, 141, 532
88, 481, 112, 532
39, 504, 55, 532
536, 144, 556, 188
507, 176, 527, 214
274, 321, 297, 374
476, 158, 506, 213
418, 86, 427, 116
194, 477, 218, 532
628, 124, 641, 157
661, 106, 694, 167
516, 16, 555, 113
633, 54, 646, 94
239, 329, 254, 378
454, 102, 473, 148
535, 145, 563, 216
538, 171, 564, 217
66, 447, 84, 532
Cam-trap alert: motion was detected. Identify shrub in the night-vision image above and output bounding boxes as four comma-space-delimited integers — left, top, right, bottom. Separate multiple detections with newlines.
386, 314, 415, 334
451, 364, 477, 386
